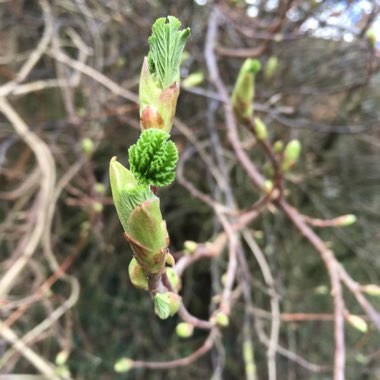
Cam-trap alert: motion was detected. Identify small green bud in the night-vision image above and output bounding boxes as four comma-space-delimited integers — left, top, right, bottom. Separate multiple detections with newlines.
176, 322, 194, 338
211, 311, 229, 327
265, 56, 278, 80
282, 140, 301, 171
182, 71, 204, 88
337, 214, 357, 226
128, 258, 148, 290
347, 314, 368, 333
183, 240, 198, 254
81, 137, 94, 157
166, 253, 175, 266
165, 267, 181, 292
254, 117, 268, 140
92, 202, 103, 213
154, 292, 182, 319
55, 351, 68, 366
55, 365, 71, 377
264, 180, 273, 193
114, 358, 134, 373
231, 59, 261, 120
263, 162, 274, 178
366, 29, 376, 49
124, 198, 169, 275
363, 285, 380, 296
94, 182, 106, 195
273, 140, 284, 153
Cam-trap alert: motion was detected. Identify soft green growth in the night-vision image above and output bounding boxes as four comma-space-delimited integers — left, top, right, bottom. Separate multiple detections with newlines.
363, 284, 380, 296
176, 322, 194, 338
254, 117, 268, 140
338, 214, 357, 226
212, 311, 229, 327
265, 56, 279, 80
109, 157, 155, 231
366, 29, 376, 49
128, 258, 148, 290
81, 137, 94, 157
128, 129, 178, 187
231, 59, 261, 119
165, 267, 181, 292
347, 314, 368, 333
154, 292, 181, 319
148, 16, 191, 89
114, 358, 134, 373
282, 139, 301, 171
182, 71, 204, 88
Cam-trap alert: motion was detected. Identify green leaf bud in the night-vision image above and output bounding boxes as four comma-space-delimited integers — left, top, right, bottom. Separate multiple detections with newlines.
109, 157, 155, 231
183, 240, 198, 254
154, 292, 182, 319
92, 202, 103, 214
254, 117, 268, 140
165, 267, 181, 292
366, 29, 376, 49
128, 129, 178, 187
231, 59, 261, 120
264, 56, 279, 80
94, 182, 106, 195
282, 140, 301, 171
139, 17, 190, 133
347, 314, 368, 333
81, 137, 94, 157
182, 71, 204, 89
363, 285, 380, 296
336, 214, 357, 226
264, 180, 273, 193
211, 311, 229, 327
273, 140, 284, 153
124, 197, 169, 275
128, 258, 148, 290
55, 351, 68, 366
114, 358, 134, 373
176, 322, 194, 338
166, 253, 175, 266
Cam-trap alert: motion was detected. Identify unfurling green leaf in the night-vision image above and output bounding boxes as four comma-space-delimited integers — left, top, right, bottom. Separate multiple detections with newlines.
154, 292, 182, 319
128, 129, 178, 187
148, 16, 191, 89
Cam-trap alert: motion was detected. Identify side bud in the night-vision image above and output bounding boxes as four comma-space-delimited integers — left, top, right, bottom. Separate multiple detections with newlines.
231, 59, 261, 120
254, 117, 268, 140
154, 292, 182, 319
128, 258, 148, 290
176, 322, 194, 338
282, 140, 301, 171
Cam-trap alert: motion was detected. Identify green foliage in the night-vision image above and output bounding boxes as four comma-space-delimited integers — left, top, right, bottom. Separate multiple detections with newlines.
109, 158, 156, 231
148, 16, 191, 89
128, 128, 178, 187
